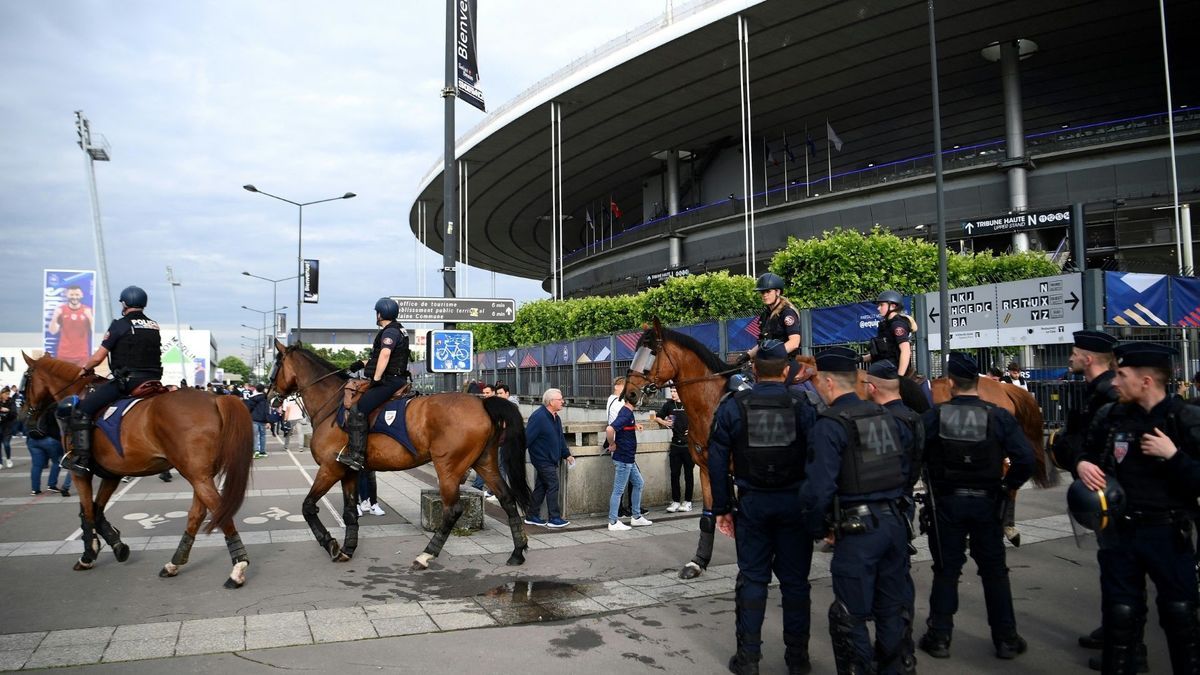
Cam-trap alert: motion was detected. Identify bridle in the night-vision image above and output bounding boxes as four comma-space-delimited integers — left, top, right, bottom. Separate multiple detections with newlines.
269, 348, 350, 427
624, 327, 739, 405
19, 365, 94, 424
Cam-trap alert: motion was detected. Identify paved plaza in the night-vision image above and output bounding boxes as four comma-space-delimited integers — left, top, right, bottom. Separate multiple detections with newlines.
0, 433, 1155, 673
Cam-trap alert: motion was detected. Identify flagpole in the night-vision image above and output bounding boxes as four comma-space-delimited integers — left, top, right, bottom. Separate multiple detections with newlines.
783, 130, 788, 202
763, 136, 769, 207
804, 124, 810, 197
826, 118, 832, 191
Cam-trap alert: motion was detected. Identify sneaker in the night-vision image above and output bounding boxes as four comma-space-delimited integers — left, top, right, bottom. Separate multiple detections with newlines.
45, 486, 61, 494
630, 515, 654, 527
608, 520, 631, 531
485, 494, 499, 504
30, 490, 41, 496
253, 452, 267, 459
666, 501, 681, 512
5, 458, 12, 468
546, 517, 570, 528
357, 500, 370, 516
523, 515, 547, 526
60, 488, 70, 498
369, 503, 386, 516
680, 501, 693, 512
121, 476, 133, 483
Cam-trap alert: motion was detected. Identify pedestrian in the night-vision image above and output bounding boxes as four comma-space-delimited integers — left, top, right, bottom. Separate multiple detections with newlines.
495, 382, 518, 405
653, 387, 693, 512
605, 377, 635, 517
357, 470, 385, 516
0, 388, 17, 468
523, 388, 575, 528
244, 385, 270, 458
26, 408, 72, 497
471, 385, 496, 493
1001, 361, 1029, 390
800, 355, 919, 674
268, 396, 283, 437
708, 339, 816, 674
606, 389, 651, 532
986, 366, 1004, 381
918, 352, 1034, 661
281, 395, 304, 450
1075, 342, 1200, 673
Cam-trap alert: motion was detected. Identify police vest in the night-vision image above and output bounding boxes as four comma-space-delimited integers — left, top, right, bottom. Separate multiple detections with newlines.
820, 400, 907, 495
757, 302, 797, 351
365, 321, 409, 379
887, 405, 925, 476
931, 399, 1003, 488
1099, 398, 1200, 512
109, 312, 162, 374
733, 389, 806, 489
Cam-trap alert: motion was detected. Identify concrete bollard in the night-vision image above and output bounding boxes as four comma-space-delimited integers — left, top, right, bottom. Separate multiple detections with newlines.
420, 489, 484, 532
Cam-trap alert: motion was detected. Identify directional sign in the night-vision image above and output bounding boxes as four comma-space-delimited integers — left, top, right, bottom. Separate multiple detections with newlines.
925, 282, 997, 350
427, 330, 474, 373
389, 297, 515, 323
995, 274, 1083, 345
961, 206, 1073, 237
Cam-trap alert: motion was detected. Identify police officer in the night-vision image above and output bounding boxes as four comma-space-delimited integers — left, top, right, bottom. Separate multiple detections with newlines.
1076, 342, 1200, 674
64, 286, 163, 473
861, 291, 928, 413
339, 297, 409, 471
799, 350, 916, 674
708, 339, 817, 675
918, 352, 1034, 661
747, 273, 801, 360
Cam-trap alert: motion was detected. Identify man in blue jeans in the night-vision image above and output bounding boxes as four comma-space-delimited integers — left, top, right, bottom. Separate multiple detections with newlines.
244, 385, 270, 458
607, 391, 653, 531
524, 388, 575, 528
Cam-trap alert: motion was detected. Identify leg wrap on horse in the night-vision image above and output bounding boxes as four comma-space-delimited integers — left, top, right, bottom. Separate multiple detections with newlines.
171, 532, 196, 566
1162, 600, 1200, 675
829, 600, 870, 675
1103, 603, 1140, 675
96, 518, 122, 547
78, 518, 101, 563
424, 501, 464, 557
692, 512, 716, 568
301, 497, 332, 548
225, 534, 248, 564
341, 493, 359, 556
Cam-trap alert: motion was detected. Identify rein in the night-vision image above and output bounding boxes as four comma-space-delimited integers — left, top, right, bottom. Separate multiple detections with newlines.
284, 355, 351, 428
22, 367, 96, 421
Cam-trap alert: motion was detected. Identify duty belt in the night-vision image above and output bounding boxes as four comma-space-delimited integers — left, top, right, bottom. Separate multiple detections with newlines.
937, 488, 996, 499
1121, 510, 1194, 526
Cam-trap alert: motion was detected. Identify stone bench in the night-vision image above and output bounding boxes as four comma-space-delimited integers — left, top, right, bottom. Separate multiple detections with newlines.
420, 489, 484, 532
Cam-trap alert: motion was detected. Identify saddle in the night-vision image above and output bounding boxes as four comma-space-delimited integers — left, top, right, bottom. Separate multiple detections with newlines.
340, 379, 413, 412
128, 380, 170, 399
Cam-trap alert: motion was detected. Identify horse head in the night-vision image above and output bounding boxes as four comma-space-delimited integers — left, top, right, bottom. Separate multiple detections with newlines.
18, 352, 93, 423
622, 320, 672, 407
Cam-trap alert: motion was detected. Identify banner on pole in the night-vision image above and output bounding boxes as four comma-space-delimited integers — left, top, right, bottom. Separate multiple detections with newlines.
303, 259, 319, 303
276, 313, 287, 337
42, 269, 97, 367
454, 0, 486, 112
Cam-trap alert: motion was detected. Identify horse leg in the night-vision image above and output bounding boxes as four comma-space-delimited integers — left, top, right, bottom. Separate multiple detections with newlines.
336, 474, 358, 562
160, 493, 205, 578
190, 477, 250, 589
92, 478, 129, 562
681, 469, 716, 580
412, 479, 466, 571
72, 474, 102, 571
481, 467, 528, 566
301, 466, 347, 561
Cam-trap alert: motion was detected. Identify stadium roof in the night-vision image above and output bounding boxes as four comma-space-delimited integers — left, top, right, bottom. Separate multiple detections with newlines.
408, 0, 1198, 282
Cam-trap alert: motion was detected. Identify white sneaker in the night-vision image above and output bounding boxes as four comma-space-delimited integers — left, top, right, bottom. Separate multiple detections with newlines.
357, 500, 370, 516
485, 494, 499, 504
666, 501, 681, 513
4, 458, 12, 468
680, 501, 693, 512
607, 520, 631, 531
630, 515, 654, 527
369, 503, 386, 516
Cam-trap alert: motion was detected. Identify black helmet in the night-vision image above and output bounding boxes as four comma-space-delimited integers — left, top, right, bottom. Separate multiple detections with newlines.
119, 285, 148, 308
875, 290, 903, 306
755, 272, 785, 292
374, 297, 399, 321
1067, 477, 1126, 532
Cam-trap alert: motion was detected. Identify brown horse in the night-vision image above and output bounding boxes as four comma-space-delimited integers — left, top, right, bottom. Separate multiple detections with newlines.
20, 354, 254, 588
268, 343, 531, 570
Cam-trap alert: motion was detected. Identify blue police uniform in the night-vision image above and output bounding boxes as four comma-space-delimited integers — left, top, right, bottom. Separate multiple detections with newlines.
798, 350, 917, 674
1078, 342, 1200, 673
919, 353, 1034, 660
340, 301, 410, 471
708, 350, 817, 674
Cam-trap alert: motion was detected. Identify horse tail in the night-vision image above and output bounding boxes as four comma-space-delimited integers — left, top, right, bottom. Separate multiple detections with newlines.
1006, 386, 1059, 489
483, 397, 530, 510
206, 394, 255, 534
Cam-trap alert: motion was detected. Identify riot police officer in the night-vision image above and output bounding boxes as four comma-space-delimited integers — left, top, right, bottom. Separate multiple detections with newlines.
1076, 342, 1200, 674
861, 290, 928, 413
747, 273, 801, 359
918, 352, 1034, 661
799, 350, 916, 674
708, 339, 817, 675
64, 286, 163, 473
339, 297, 409, 471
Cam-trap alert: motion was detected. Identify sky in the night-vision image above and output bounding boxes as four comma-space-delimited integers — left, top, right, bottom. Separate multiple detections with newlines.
0, 0, 672, 364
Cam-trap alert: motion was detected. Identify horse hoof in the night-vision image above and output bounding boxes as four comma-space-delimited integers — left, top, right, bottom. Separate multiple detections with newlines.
223, 577, 244, 589
1008, 533, 1022, 548
333, 552, 351, 563
74, 559, 95, 571
505, 552, 526, 566
327, 541, 342, 562
410, 560, 428, 571
113, 543, 130, 562
678, 562, 703, 580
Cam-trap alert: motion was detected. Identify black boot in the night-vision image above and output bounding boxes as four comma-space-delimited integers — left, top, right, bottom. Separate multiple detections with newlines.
1163, 600, 1200, 675
727, 650, 760, 675
1080, 625, 1104, 649
994, 632, 1028, 659
784, 632, 811, 675
1088, 644, 1148, 672
918, 619, 951, 659
338, 407, 368, 471
62, 409, 93, 473
1102, 603, 1141, 675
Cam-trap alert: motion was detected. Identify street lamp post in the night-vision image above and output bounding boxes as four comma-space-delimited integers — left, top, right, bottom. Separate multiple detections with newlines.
243, 305, 286, 373
242, 186, 356, 345
241, 324, 264, 377
242, 271, 300, 345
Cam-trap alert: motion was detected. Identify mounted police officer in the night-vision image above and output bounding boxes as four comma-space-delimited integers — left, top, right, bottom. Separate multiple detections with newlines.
64, 286, 163, 473
918, 352, 1034, 661
708, 339, 817, 675
799, 350, 917, 674
1076, 342, 1200, 674
861, 290, 929, 413
747, 273, 801, 361
338, 297, 409, 471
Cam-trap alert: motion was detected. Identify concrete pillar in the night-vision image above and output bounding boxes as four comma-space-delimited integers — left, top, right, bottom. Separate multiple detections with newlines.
1183, 204, 1194, 274
668, 236, 683, 268
666, 150, 681, 216
984, 39, 1038, 253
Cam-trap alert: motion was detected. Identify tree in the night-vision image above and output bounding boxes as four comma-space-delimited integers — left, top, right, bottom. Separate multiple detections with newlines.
312, 347, 371, 370
217, 356, 251, 382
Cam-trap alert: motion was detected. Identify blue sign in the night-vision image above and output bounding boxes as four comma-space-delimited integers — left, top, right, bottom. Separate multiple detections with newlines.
1105, 272, 1169, 326
427, 330, 474, 373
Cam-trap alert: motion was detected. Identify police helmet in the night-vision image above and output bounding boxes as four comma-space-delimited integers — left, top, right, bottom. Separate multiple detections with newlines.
374, 297, 400, 321
119, 285, 148, 308
755, 272, 785, 292
1067, 477, 1126, 532
875, 290, 903, 306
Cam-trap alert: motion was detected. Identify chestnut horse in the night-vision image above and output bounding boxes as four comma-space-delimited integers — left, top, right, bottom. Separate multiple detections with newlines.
268, 343, 531, 570
20, 354, 254, 588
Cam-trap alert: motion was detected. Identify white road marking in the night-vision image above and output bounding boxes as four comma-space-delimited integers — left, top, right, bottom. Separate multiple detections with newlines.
284, 448, 344, 527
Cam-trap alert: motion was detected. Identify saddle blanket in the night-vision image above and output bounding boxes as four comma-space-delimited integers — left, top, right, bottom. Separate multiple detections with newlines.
337, 398, 418, 457
95, 397, 146, 458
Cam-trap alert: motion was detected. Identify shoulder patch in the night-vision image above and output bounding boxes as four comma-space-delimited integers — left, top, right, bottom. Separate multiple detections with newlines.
893, 326, 907, 336
382, 337, 394, 346
784, 314, 796, 326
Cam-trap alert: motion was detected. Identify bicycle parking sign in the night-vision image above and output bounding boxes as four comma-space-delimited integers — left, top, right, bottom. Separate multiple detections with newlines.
427, 330, 474, 373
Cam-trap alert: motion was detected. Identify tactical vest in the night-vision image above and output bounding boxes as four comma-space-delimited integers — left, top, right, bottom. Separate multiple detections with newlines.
758, 301, 797, 351
734, 389, 805, 489
820, 399, 907, 495
932, 399, 1003, 488
1101, 398, 1200, 512
109, 312, 162, 374
887, 404, 925, 476
365, 321, 409, 379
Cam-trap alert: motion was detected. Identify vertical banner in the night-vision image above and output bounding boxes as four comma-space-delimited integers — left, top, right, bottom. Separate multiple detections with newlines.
275, 312, 287, 337
42, 269, 96, 367
454, 0, 486, 111
303, 259, 319, 303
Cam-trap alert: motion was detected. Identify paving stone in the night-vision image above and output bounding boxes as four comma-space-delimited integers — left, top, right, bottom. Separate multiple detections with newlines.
0, 650, 31, 671
430, 610, 497, 631
371, 614, 439, 637
640, 584, 690, 601
363, 602, 426, 619
623, 573, 682, 588
270, 529, 313, 543
39, 626, 115, 647
239, 531, 271, 544
179, 616, 244, 635
173, 631, 245, 656
564, 530, 615, 544
102, 638, 176, 662
24, 643, 106, 668
12, 541, 64, 556
111, 622, 180, 641
309, 621, 377, 643
419, 598, 479, 615
0, 632, 45, 651
246, 611, 308, 631
305, 606, 366, 624
542, 597, 609, 618
244, 629, 313, 650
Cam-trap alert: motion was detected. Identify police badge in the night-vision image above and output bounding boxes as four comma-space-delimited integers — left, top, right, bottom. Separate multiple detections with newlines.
384, 410, 397, 426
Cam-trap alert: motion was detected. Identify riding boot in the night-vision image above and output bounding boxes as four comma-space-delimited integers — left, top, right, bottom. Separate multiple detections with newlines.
338, 407, 368, 471
63, 409, 93, 473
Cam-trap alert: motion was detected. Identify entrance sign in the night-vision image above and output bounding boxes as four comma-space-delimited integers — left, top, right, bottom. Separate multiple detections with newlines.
961, 206, 1073, 237
925, 274, 1082, 350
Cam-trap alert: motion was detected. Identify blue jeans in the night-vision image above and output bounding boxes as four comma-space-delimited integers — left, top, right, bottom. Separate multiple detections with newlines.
528, 463, 562, 520
357, 470, 377, 504
28, 436, 72, 492
608, 460, 644, 523
253, 422, 267, 454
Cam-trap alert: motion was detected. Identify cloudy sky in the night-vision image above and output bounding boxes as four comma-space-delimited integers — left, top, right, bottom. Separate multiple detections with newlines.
0, 0, 670, 363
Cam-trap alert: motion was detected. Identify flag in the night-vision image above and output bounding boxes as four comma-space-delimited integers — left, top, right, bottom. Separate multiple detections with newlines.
826, 121, 843, 152
609, 198, 622, 220
806, 135, 817, 157
585, 209, 594, 229
765, 137, 778, 166
783, 138, 796, 164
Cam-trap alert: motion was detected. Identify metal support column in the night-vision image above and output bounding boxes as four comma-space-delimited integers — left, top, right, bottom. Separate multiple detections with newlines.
1071, 203, 1087, 271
